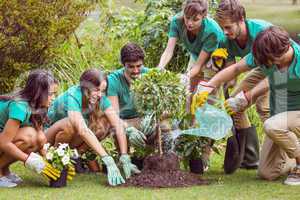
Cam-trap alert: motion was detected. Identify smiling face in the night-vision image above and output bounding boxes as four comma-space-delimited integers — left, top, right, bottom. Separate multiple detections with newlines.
88, 80, 107, 105
124, 60, 144, 80
42, 83, 58, 108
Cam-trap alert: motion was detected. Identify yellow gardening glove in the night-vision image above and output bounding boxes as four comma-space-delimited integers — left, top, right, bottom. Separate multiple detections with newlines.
211, 48, 228, 69
211, 48, 228, 60
191, 81, 215, 115
42, 162, 61, 181
67, 165, 76, 181
191, 91, 209, 115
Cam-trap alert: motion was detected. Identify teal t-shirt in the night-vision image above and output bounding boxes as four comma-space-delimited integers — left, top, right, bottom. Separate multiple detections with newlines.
48, 85, 111, 125
245, 41, 300, 116
168, 13, 224, 61
0, 99, 32, 131
107, 67, 149, 119
220, 19, 272, 62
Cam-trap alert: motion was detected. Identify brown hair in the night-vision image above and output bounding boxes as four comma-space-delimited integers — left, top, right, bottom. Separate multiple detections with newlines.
215, 0, 246, 23
182, 0, 208, 18
252, 26, 291, 66
79, 68, 108, 128
0, 69, 57, 130
120, 42, 145, 65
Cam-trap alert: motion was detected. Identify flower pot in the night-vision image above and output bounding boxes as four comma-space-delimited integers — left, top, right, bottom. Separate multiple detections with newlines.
189, 159, 204, 174
72, 158, 88, 173
101, 164, 107, 174
131, 157, 144, 170
49, 168, 67, 188
87, 160, 100, 173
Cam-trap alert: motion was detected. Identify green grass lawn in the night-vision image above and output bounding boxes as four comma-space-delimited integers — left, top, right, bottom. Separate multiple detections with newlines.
1, 153, 299, 200
243, 0, 300, 34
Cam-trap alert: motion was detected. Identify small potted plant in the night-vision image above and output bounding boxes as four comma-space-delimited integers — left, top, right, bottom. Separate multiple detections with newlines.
81, 150, 100, 173
44, 143, 77, 187
174, 135, 215, 174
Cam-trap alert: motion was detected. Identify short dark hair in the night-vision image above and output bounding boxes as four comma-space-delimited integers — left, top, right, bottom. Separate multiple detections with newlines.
120, 42, 145, 65
252, 26, 291, 66
215, 0, 246, 24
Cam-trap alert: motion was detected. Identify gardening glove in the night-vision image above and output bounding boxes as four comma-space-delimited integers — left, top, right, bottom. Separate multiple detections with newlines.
101, 155, 125, 186
211, 48, 228, 71
25, 152, 61, 181
140, 113, 155, 137
191, 81, 215, 115
67, 164, 76, 181
180, 74, 189, 88
224, 91, 249, 115
125, 126, 146, 148
119, 154, 141, 179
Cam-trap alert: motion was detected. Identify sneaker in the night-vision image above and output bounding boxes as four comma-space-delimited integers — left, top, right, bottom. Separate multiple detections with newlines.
0, 176, 17, 188
284, 167, 300, 186
6, 173, 23, 184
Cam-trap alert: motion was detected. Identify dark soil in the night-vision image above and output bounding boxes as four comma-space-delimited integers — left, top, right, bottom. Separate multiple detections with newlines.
123, 153, 208, 188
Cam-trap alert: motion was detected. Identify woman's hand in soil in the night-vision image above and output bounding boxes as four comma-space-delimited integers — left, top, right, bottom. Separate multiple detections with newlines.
119, 154, 141, 179
101, 155, 125, 186
24, 152, 61, 181
125, 127, 146, 148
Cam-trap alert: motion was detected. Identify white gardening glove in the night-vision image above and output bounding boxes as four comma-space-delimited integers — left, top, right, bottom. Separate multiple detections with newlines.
180, 74, 189, 88
25, 152, 60, 180
224, 91, 249, 115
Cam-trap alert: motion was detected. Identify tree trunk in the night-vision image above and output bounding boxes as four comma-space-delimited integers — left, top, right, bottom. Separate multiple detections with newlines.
156, 119, 163, 155
293, 0, 297, 5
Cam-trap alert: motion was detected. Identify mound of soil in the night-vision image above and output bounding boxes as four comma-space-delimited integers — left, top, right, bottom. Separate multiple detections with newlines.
123, 153, 208, 188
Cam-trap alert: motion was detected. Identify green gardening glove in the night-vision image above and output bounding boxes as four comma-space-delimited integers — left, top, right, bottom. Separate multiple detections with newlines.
125, 126, 146, 148
101, 156, 125, 186
119, 154, 141, 179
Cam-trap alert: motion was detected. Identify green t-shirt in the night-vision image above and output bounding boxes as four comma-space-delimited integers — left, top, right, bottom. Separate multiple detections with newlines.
107, 67, 149, 119
0, 99, 32, 131
48, 85, 111, 125
245, 41, 300, 116
168, 13, 224, 61
220, 19, 272, 62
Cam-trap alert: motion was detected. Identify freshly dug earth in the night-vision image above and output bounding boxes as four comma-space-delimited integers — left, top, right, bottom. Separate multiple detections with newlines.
124, 153, 208, 188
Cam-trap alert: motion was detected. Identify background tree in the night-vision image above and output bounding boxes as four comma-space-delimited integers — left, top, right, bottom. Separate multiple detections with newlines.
0, 0, 94, 93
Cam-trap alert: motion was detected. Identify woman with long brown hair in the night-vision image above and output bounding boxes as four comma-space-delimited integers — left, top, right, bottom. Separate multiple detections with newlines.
45, 68, 140, 186
0, 69, 59, 187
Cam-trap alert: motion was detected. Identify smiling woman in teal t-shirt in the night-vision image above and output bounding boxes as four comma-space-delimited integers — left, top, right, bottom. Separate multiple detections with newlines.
0, 69, 58, 187
45, 68, 140, 186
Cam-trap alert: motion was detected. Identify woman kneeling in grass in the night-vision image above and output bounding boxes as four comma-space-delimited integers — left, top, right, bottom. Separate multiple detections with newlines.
45, 68, 140, 186
0, 69, 59, 187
